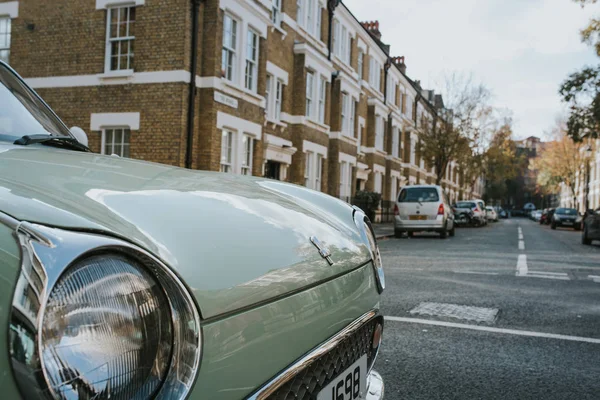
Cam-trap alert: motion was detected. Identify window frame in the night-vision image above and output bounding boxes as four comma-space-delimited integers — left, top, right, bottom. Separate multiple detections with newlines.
304, 151, 313, 188
220, 129, 235, 173
244, 28, 259, 92
391, 126, 399, 158
241, 134, 254, 176
318, 76, 326, 124
222, 13, 238, 82
375, 116, 384, 151
272, 0, 281, 27
357, 50, 363, 80
105, 5, 136, 73
306, 71, 315, 118
102, 127, 131, 158
0, 16, 11, 64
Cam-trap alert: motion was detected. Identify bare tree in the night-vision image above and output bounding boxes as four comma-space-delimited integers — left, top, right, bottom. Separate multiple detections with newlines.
416, 72, 493, 186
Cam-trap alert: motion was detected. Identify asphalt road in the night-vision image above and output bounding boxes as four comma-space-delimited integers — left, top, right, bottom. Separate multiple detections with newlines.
373, 218, 600, 400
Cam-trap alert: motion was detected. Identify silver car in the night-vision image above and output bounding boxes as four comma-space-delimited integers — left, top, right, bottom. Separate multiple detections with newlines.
394, 185, 455, 239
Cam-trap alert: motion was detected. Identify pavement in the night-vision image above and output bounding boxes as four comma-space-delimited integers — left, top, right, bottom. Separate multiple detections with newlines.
372, 218, 600, 399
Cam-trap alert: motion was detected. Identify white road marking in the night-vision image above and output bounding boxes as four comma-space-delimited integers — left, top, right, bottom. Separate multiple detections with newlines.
589, 275, 600, 283
528, 271, 568, 276
518, 240, 525, 250
385, 316, 600, 344
521, 274, 570, 281
409, 302, 498, 323
454, 271, 500, 276
516, 254, 528, 276
518, 233, 524, 240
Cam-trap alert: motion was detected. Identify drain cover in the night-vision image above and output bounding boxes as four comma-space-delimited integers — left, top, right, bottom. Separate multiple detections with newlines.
409, 302, 499, 323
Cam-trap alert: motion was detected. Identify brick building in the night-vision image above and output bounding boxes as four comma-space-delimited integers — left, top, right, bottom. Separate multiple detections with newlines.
1, 0, 481, 211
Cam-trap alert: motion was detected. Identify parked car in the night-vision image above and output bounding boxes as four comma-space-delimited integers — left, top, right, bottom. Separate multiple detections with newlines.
0, 62, 386, 400
469, 199, 488, 226
541, 208, 555, 225
532, 210, 543, 222
551, 207, 581, 230
453, 201, 477, 226
582, 208, 600, 245
394, 185, 455, 238
485, 206, 499, 222
498, 207, 509, 219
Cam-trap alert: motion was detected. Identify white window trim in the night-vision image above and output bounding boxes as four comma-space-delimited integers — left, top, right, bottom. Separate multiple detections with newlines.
101, 127, 131, 157
91, 112, 140, 131
104, 5, 136, 74
339, 152, 357, 166
219, 0, 269, 93
318, 76, 327, 124
220, 129, 235, 173
306, 71, 315, 118
217, 111, 262, 140
294, 42, 335, 82
373, 164, 386, 175
271, 0, 282, 27
266, 61, 289, 85
244, 28, 259, 92
375, 115, 384, 151
241, 134, 254, 175
303, 140, 327, 158
265, 74, 284, 122
0, 1, 18, 18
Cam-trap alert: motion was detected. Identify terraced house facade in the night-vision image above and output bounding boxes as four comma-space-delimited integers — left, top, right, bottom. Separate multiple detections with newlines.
1, 0, 482, 213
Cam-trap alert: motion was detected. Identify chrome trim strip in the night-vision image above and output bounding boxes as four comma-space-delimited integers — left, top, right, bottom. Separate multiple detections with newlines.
353, 207, 385, 293
0, 211, 19, 229
9, 223, 202, 400
246, 309, 381, 400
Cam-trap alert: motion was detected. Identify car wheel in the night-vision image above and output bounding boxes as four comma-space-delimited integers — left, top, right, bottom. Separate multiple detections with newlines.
449, 225, 456, 237
582, 228, 592, 245
574, 224, 581, 231
551, 222, 556, 230
440, 225, 448, 239
394, 229, 403, 238
407, 231, 414, 238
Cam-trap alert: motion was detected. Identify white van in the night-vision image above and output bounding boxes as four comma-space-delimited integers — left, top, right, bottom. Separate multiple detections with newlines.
394, 185, 455, 239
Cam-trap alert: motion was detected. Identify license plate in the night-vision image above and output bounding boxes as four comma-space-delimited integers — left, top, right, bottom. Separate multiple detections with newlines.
563, 221, 573, 225
317, 355, 367, 400
409, 215, 427, 220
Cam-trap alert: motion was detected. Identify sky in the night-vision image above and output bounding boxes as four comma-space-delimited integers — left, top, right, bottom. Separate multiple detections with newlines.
343, 0, 600, 140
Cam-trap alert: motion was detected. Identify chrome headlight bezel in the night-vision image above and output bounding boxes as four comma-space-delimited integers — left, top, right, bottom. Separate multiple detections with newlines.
352, 207, 385, 293
9, 222, 202, 400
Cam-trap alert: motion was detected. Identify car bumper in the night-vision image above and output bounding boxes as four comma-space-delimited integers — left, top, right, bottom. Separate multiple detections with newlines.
366, 370, 384, 400
394, 216, 444, 231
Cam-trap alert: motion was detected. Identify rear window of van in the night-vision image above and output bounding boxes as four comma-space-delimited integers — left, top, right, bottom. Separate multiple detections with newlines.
398, 187, 439, 203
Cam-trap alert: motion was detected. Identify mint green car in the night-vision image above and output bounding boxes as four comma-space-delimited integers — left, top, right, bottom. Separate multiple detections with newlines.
0, 61, 385, 400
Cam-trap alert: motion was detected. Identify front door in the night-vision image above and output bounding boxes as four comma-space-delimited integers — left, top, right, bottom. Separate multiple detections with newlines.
265, 160, 281, 180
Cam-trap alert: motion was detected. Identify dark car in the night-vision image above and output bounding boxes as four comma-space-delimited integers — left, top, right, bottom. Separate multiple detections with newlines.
540, 208, 555, 225
582, 208, 600, 245
551, 208, 580, 230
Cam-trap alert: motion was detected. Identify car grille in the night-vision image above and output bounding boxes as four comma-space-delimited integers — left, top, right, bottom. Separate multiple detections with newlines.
267, 318, 379, 400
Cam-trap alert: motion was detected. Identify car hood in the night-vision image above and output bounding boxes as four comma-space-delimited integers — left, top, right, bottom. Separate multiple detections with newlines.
0, 144, 371, 318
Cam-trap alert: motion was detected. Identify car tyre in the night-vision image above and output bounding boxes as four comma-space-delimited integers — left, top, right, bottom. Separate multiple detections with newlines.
407, 231, 414, 238
574, 224, 581, 231
449, 224, 456, 237
394, 229, 403, 239
440, 225, 448, 239
582, 228, 592, 245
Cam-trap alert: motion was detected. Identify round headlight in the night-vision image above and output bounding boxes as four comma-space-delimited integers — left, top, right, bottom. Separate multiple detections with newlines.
353, 207, 385, 293
41, 255, 173, 399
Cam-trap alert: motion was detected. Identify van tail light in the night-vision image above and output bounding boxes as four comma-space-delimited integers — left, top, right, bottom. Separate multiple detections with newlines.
438, 204, 444, 215
472, 207, 478, 213
394, 204, 399, 216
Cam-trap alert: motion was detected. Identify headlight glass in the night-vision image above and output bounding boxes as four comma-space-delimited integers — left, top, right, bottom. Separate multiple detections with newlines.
41, 255, 173, 400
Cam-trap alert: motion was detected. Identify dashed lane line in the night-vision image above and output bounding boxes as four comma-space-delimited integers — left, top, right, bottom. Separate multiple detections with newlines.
516, 254, 527, 276
385, 316, 600, 344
